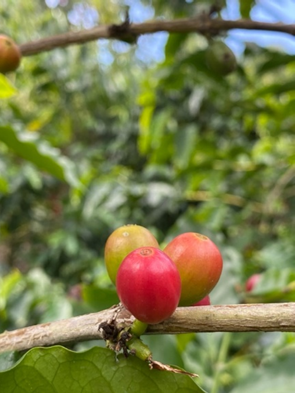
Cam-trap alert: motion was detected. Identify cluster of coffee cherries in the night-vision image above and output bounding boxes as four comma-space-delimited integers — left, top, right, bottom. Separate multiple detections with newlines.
104, 225, 223, 325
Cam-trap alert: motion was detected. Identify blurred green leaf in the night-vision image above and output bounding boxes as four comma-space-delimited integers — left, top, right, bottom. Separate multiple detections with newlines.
254, 80, 295, 96
164, 33, 188, 61
0, 177, 9, 193
231, 351, 295, 393
0, 126, 79, 186
0, 352, 23, 372
258, 52, 295, 73
246, 268, 295, 302
0, 346, 203, 392
82, 284, 119, 311
175, 125, 198, 170
139, 105, 155, 154
256, 240, 295, 270
210, 246, 242, 305
239, 0, 255, 18
144, 335, 184, 367
0, 270, 22, 314
0, 74, 17, 99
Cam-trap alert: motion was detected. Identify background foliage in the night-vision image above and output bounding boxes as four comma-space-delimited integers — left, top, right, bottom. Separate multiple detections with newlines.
1, 0, 295, 392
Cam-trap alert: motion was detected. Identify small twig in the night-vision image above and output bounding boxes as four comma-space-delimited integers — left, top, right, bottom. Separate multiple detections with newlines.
263, 165, 295, 214
1, 303, 295, 354
19, 18, 295, 56
186, 190, 263, 213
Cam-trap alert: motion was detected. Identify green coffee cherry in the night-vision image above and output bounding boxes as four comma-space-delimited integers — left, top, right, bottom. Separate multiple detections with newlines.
205, 41, 237, 76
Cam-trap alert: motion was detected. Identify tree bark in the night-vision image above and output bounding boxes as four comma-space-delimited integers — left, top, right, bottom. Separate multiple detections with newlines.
1, 303, 295, 354
19, 17, 295, 56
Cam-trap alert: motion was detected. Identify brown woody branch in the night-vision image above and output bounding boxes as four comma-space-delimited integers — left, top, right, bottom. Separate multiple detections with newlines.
1, 303, 295, 354
19, 17, 295, 56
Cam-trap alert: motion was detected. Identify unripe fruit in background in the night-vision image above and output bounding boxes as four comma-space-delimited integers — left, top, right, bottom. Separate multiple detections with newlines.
104, 224, 159, 285
116, 247, 181, 324
191, 295, 211, 307
205, 41, 237, 76
0, 35, 21, 73
163, 232, 223, 306
245, 274, 261, 292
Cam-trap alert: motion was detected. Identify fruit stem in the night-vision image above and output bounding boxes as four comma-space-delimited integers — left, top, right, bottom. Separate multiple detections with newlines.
130, 319, 148, 337
127, 337, 152, 361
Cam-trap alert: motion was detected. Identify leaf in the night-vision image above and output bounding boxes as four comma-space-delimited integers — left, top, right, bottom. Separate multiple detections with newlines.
82, 284, 119, 311
144, 335, 184, 367
164, 33, 188, 62
245, 268, 295, 303
209, 246, 242, 305
0, 126, 79, 186
0, 177, 9, 193
0, 352, 23, 372
138, 105, 155, 154
258, 52, 295, 74
231, 351, 295, 393
174, 125, 198, 170
239, 0, 255, 18
254, 80, 295, 97
0, 270, 22, 312
256, 240, 295, 270
0, 346, 204, 392
0, 74, 17, 99
181, 50, 230, 83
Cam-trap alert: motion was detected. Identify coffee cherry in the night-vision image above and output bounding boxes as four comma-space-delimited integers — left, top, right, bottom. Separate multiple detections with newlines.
191, 295, 211, 306
104, 224, 159, 285
116, 247, 181, 324
0, 35, 21, 73
163, 232, 223, 306
205, 41, 237, 76
245, 274, 261, 292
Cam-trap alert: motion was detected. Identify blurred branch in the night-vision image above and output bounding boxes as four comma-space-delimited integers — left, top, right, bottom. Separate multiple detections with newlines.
1, 303, 295, 354
19, 17, 295, 56
263, 165, 295, 215
186, 190, 263, 213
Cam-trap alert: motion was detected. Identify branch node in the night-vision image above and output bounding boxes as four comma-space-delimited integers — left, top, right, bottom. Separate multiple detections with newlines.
109, 16, 138, 45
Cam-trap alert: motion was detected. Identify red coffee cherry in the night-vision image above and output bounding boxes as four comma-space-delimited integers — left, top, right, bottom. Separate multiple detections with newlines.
191, 295, 211, 306
164, 232, 223, 306
245, 274, 261, 292
116, 247, 181, 324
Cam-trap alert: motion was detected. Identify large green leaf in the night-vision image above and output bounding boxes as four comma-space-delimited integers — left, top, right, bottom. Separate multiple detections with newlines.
0, 126, 79, 186
0, 346, 204, 392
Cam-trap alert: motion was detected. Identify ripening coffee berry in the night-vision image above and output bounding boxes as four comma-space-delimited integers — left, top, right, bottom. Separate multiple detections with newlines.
0, 35, 21, 73
163, 232, 223, 306
116, 247, 181, 324
245, 274, 261, 292
205, 40, 237, 76
191, 295, 211, 306
104, 224, 159, 285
